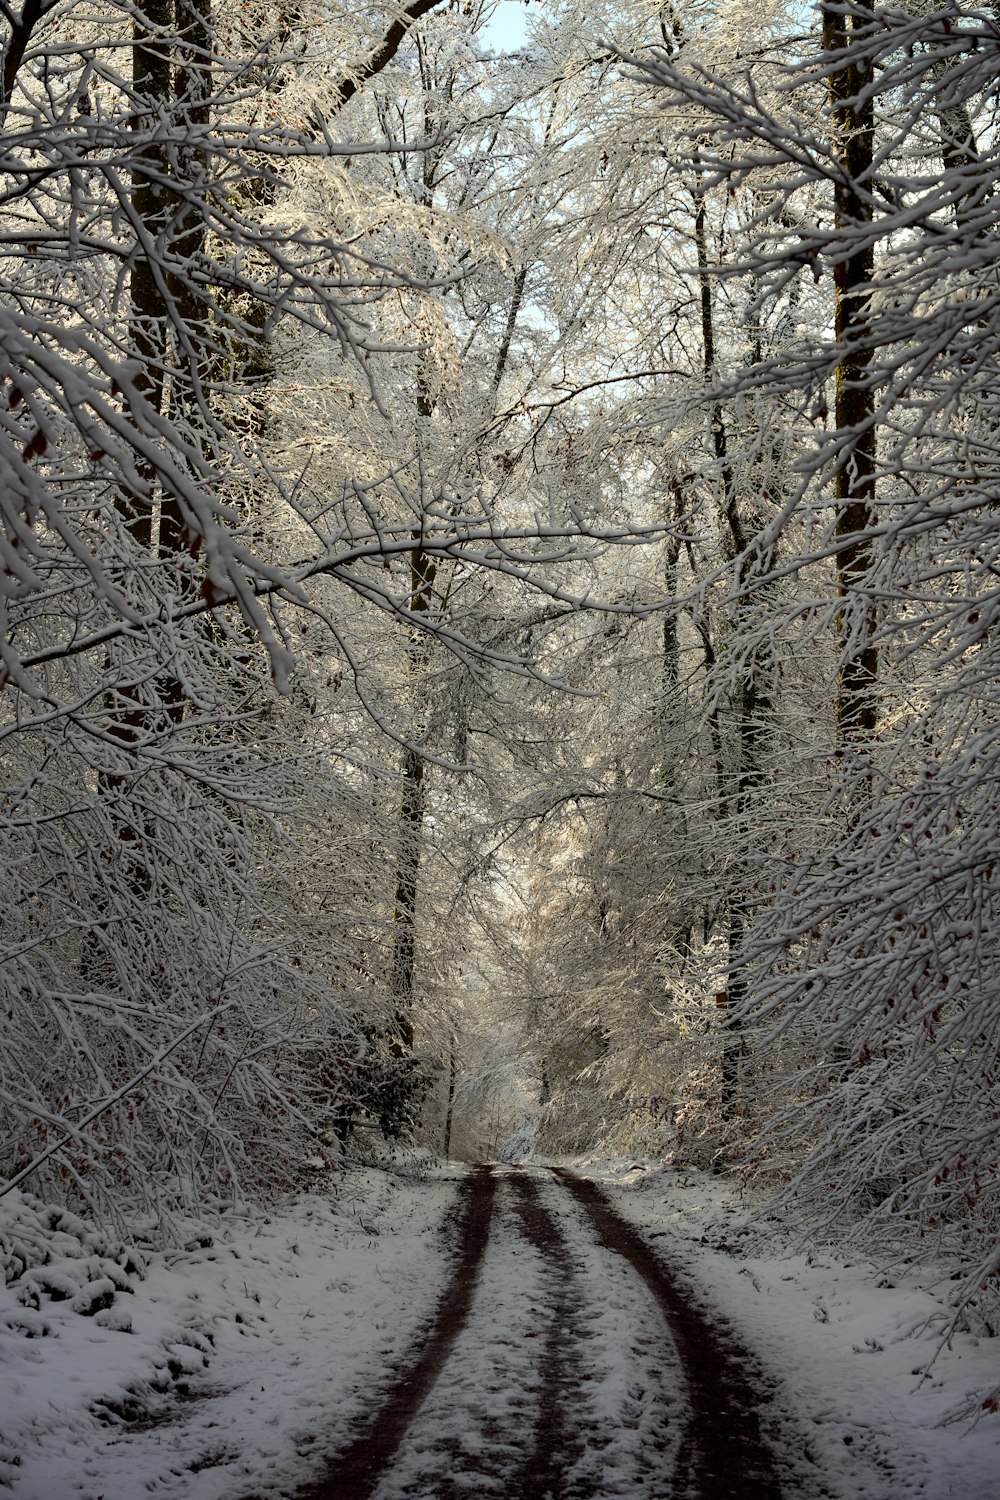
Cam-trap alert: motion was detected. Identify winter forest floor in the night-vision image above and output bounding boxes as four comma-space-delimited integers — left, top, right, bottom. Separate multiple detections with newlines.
1, 1160, 998, 1500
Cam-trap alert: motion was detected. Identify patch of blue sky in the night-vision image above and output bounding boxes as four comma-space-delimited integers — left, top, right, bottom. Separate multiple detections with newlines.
480, 0, 532, 54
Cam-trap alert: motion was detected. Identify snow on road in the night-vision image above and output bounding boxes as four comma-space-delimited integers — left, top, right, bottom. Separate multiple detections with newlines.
581, 1158, 1000, 1500
518, 1171, 690, 1498
363, 1168, 689, 1500
1, 1156, 998, 1499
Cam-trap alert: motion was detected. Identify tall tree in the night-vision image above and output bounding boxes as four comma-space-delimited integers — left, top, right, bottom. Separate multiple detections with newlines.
824, 0, 878, 743
626, 0, 1000, 1316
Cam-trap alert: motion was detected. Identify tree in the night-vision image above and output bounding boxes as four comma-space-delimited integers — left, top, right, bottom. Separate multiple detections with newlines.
626, 0, 1000, 1318
1, 0, 680, 1217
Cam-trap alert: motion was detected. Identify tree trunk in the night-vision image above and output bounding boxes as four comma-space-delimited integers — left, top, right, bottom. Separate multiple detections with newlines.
163, 0, 212, 558
389, 408, 438, 1054
694, 169, 750, 1123
386, 52, 443, 1061
442, 1024, 457, 1159
128, 0, 174, 547
661, 479, 684, 790
824, 0, 878, 743
390, 737, 426, 1055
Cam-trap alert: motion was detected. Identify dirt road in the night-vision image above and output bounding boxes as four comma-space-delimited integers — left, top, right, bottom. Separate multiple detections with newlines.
289, 1165, 784, 1500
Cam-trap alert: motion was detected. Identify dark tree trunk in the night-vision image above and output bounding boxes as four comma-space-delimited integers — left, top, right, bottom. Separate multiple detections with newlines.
824, 1, 878, 744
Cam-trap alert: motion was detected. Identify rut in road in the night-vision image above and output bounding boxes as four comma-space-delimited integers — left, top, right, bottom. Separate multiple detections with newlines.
361, 1169, 592, 1500
505, 1172, 587, 1498
276, 1166, 784, 1500
292, 1164, 497, 1500
552, 1168, 784, 1500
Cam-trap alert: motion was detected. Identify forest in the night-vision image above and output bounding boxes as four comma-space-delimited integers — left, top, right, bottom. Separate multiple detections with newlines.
1, 0, 998, 1343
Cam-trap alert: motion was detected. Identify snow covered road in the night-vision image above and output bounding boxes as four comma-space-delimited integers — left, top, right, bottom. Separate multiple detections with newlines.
4, 1159, 998, 1499
296, 1165, 783, 1500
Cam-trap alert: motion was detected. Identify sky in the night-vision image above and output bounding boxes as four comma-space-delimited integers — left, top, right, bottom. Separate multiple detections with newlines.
481, 0, 532, 53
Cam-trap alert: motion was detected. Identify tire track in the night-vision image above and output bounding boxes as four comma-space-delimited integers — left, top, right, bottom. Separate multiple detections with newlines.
370, 1172, 572, 1500
506, 1172, 587, 1499
297, 1164, 496, 1500
551, 1167, 784, 1500
277, 1163, 784, 1500
530, 1169, 689, 1498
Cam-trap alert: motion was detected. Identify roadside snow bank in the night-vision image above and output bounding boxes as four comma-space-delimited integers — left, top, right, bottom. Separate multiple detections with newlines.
0, 1164, 463, 1499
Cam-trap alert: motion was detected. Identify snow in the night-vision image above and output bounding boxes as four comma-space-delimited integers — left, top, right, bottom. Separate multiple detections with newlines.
577, 1157, 1000, 1500
537, 1178, 690, 1497
370, 1169, 688, 1499
0, 1165, 463, 1499
1, 1157, 998, 1499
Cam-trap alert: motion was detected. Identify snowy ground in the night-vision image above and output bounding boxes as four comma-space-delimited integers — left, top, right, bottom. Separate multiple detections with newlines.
1, 1156, 998, 1499
578, 1157, 1000, 1500
0, 1162, 462, 1499
364, 1168, 692, 1499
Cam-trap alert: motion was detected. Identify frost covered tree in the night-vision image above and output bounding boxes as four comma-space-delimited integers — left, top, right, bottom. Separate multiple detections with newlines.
432, 0, 801, 1160
0, 0, 473, 1219
1, 0, 683, 1220
283, 1, 695, 1138
458, 6, 1000, 1329
623, 0, 1000, 1309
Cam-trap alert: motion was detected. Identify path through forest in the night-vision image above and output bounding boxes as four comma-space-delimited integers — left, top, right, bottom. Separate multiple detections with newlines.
288, 1166, 784, 1500
5, 1159, 999, 1499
